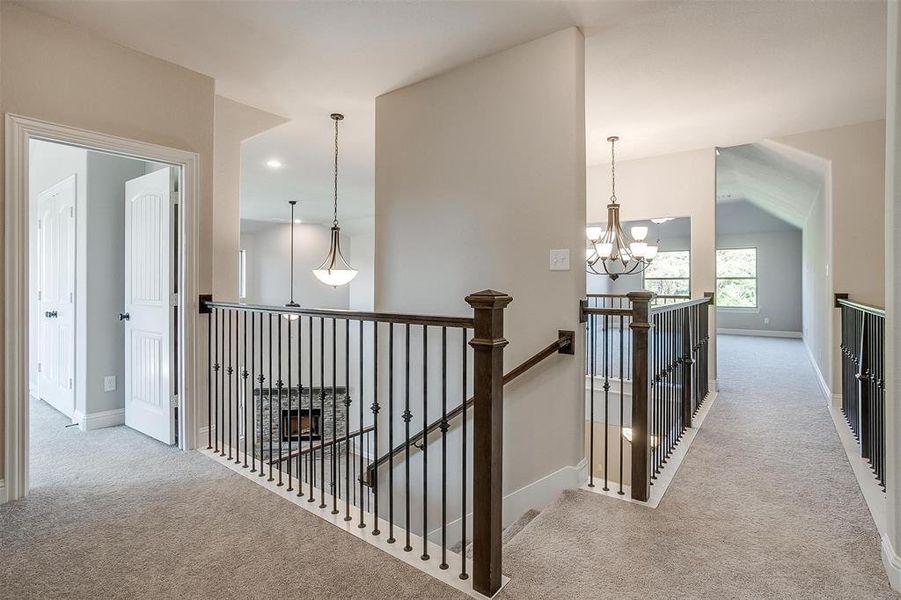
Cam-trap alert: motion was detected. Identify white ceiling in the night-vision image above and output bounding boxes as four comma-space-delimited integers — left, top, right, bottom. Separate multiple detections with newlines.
20, 0, 886, 224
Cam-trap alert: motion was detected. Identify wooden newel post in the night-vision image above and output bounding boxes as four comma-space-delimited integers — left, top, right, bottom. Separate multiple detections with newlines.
627, 290, 654, 502
465, 289, 512, 598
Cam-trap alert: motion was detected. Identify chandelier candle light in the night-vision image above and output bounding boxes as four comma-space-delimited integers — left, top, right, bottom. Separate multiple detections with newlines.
313, 113, 358, 287
586, 136, 659, 280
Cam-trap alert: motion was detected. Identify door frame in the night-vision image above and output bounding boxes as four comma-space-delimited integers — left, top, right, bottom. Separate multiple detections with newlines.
4, 114, 201, 502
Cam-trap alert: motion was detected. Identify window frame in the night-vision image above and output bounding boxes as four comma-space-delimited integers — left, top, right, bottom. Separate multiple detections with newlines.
238, 249, 247, 300
715, 246, 759, 310
641, 249, 691, 300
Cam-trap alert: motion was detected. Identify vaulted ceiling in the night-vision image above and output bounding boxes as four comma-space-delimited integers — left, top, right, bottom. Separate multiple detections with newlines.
18, 0, 886, 225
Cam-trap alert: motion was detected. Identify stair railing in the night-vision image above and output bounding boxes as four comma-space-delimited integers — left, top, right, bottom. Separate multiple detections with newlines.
835, 293, 886, 489
582, 291, 713, 502
200, 290, 512, 597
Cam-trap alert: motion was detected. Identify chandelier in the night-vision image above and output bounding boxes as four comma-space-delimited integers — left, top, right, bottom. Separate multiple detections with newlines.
313, 113, 358, 287
586, 136, 658, 280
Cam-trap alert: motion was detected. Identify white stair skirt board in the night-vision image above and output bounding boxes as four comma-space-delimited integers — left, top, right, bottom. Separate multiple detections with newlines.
581, 389, 719, 509
73, 408, 125, 431
717, 328, 802, 338
882, 536, 901, 592
199, 447, 509, 600
430, 459, 588, 546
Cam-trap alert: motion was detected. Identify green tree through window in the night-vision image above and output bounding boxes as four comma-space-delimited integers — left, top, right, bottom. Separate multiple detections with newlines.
643, 251, 690, 299
716, 248, 757, 308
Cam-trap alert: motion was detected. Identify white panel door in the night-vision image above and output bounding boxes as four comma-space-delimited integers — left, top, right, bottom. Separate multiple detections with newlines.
37, 175, 76, 418
124, 168, 175, 444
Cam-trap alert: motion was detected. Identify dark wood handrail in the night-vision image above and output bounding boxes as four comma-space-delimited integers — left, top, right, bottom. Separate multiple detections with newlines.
363, 330, 575, 486
836, 294, 885, 318
201, 299, 474, 329
268, 425, 375, 465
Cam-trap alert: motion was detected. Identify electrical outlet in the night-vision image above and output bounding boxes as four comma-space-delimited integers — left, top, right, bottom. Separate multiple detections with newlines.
763, 317, 769, 325
104, 376, 116, 392
549, 249, 571, 271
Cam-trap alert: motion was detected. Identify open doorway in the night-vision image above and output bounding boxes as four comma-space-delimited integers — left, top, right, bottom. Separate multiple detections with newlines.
27, 138, 181, 489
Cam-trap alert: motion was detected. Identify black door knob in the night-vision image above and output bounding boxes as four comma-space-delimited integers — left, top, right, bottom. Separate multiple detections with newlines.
44, 310, 58, 318
118, 312, 130, 321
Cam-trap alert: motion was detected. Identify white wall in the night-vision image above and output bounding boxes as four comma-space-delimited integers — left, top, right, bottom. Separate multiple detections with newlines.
241, 221, 350, 309
81, 153, 149, 416
375, 27, 586, 501
348, 225, 375, 311
716, 230, 802, 333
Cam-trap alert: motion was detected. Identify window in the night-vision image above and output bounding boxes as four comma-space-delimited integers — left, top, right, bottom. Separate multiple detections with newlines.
643, 250, 690, 298
238, 249, 247, 299
716, 248, 757, 308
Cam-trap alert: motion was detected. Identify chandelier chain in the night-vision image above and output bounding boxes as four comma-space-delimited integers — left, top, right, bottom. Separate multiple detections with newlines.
610, 137, 617, 203
333, 117, 339, 227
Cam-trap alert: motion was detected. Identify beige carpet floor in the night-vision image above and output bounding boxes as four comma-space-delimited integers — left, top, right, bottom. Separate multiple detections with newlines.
2, 335, 894, 599
496, 335, 896, 599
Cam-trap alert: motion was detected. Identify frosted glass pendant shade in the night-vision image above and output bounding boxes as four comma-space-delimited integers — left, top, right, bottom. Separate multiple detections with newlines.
630, 226, 648, 241
313, 225, 357, 287
644, 245, 659, 260
586, 226, 604, 241
597, 242, 613, 258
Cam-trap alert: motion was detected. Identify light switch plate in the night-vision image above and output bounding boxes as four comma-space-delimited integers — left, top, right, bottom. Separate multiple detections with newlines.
549, 249, 571, 271
104, 376, 116, 392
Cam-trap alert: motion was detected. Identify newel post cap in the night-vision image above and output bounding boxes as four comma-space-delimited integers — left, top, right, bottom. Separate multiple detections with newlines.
626, 290, 656, 302
465, 289, 513, 310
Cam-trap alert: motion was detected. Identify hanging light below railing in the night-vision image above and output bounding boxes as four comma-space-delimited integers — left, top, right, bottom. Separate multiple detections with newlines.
313, 113, 358, 287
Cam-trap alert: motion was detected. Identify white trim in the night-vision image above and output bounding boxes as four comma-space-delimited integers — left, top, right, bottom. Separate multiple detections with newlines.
828, 403, 887, 534
583, 389, 719, 508
717, 328, 802, 338
0, 479, 6, 505
73, 408, 125, 431
803, 338, 833, 402
883, 536, 901, 592
201, 446, 508, 599
4, 114, 200, 504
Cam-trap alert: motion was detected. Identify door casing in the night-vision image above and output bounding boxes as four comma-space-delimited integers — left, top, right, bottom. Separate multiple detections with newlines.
4, 114, 201, 503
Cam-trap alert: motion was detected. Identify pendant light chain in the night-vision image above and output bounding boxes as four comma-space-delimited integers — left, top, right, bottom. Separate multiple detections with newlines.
333, 116, 339, 227
610, 137, 617, 204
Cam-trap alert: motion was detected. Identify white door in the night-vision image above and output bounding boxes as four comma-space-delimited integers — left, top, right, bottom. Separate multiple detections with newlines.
37, 175, 76, 418
124, 168, 176, 444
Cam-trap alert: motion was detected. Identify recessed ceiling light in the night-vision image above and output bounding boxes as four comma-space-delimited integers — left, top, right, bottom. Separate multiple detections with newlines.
266, 158, 283, 169
293, 218, 302, 224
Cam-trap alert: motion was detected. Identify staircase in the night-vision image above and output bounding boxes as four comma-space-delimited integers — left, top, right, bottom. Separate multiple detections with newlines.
451, 508, 542, 559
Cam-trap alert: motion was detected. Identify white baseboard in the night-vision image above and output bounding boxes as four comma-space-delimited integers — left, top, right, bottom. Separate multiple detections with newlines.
803, 340, 832, 401
883, 536, 901, 592
0, 478, 6, 505
717, 328, 802, 338
74, 408, 125, 431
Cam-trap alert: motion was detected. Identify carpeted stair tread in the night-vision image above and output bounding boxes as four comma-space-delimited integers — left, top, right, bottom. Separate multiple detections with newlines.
450, 507, 541, 558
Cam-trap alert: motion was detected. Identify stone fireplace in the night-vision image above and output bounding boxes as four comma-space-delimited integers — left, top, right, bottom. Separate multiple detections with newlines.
253, 386, 348, 462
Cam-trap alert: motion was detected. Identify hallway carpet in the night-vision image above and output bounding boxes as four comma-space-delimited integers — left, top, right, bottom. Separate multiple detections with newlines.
496, 336, 896, 599
0, 398, 465, 599
2, 336, 894, 599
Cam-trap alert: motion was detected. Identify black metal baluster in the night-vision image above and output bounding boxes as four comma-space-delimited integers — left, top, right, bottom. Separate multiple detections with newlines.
440, 326, 448, 569
460, 329, 469, 581
212, 308, 219, 453
387, 323, 397, 543
297, 316, 304, 497
603, 314, 609, 492
308, 316, 315, 502
421, 325, 429, 560
268, 313, 275, 482
277, 314, 284, 486
404, 323, 412, 552
372, 322, 381, 535
234, 310, 241, 464
243, 311, 249, 468
207, 307, 213, 450
344, 319, 352, 518
357, 320, 362, 528
618, 314, 624, 495
588, 313, 595, 488
257, 313, 265, 477
286, 315, 294, 491
319, 317, 326, 509
331, 318, 339, 513
250, 312, 258, 473
227, 310, 235, 460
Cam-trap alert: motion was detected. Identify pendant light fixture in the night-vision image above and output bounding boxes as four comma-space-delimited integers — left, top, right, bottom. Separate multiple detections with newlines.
286, 200, 300, 307
313, 113, 358, 287
586, 136, 659, 280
